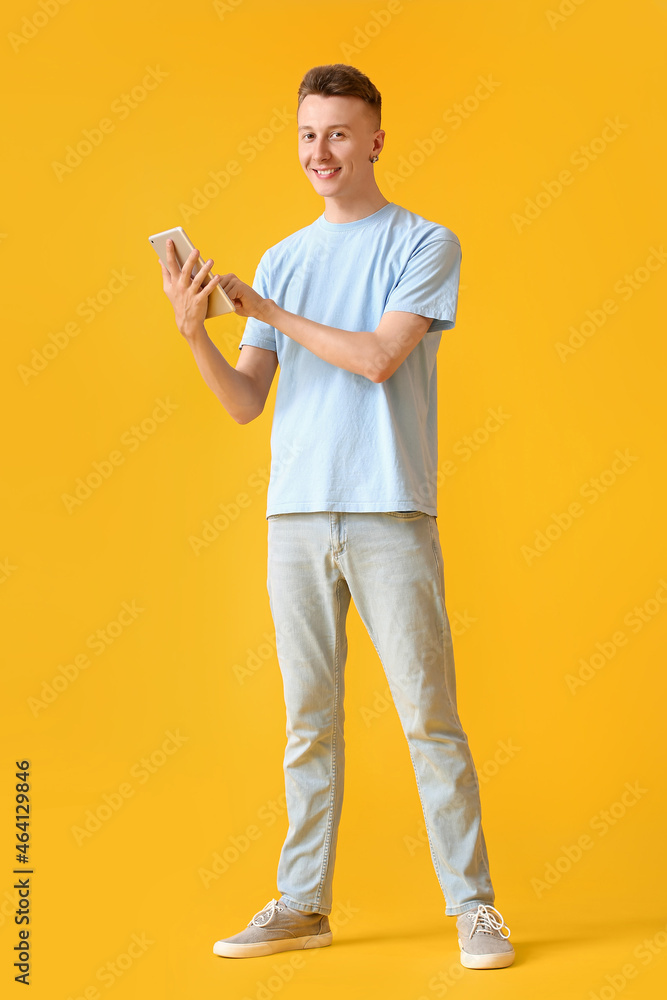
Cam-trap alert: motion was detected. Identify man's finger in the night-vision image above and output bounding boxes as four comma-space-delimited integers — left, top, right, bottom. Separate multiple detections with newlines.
218, 274, 239, 296
204, 274, 222, 295
163, 240, 183, 280
192, 258, 214, 291
177, 247, 200, 286
159, 259, 171, 284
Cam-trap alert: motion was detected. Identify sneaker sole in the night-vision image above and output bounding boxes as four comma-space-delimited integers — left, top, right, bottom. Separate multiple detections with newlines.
458, 939, 515, 969
213, 931, 333, 959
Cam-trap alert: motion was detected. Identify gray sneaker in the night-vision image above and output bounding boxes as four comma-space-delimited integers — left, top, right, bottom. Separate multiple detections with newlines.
456, 903, 515, 969
213, 897, 332, 958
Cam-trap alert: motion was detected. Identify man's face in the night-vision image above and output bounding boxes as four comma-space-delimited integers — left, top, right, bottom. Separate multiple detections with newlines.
297, 93, 383, 194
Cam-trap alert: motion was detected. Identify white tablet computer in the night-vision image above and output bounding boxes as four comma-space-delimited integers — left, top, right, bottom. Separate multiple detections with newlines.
148, 226, 236, 319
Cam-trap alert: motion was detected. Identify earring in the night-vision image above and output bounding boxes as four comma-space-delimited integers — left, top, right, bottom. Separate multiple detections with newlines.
370, 155, 379, 162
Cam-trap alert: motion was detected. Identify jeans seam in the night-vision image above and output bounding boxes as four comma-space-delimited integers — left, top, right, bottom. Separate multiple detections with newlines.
427, 516, 447, 665
427, 516, 460, 715
406, 740, 450, 900
315, 575, 342, 907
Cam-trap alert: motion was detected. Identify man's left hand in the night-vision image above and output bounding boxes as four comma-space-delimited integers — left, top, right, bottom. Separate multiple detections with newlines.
218, 273, 271, 321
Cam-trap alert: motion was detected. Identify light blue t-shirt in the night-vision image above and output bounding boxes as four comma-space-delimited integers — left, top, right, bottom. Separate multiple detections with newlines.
239, 200, 462, 517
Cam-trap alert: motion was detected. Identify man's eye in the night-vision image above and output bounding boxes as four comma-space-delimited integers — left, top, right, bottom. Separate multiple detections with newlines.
302, 132, 345, 140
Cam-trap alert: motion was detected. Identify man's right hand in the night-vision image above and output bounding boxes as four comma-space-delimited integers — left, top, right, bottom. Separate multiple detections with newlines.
158, 240, 222, 338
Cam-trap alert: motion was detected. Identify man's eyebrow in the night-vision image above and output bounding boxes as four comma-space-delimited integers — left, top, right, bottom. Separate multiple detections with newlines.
298, 123, 351, 131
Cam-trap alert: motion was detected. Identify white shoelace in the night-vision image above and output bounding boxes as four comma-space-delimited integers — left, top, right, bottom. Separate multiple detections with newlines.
248, 898, 284, 927
467, 904, 511, 939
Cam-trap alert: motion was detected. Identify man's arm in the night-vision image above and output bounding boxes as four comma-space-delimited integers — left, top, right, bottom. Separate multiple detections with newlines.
259, 301, 432, 383
218, 268, 444, 383
156, 242, 278, 423
185, 325, 278, 424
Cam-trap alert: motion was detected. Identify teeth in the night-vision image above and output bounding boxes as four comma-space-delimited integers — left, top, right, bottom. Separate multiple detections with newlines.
315, 168, 339, 175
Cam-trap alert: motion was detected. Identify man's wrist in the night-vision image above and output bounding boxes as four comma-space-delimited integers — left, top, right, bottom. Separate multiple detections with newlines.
182, 321, 208, 345
257, 298, 278, 325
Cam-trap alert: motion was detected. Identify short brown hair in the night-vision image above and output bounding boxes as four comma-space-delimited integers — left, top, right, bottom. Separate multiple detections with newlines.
297, 64, 382, 131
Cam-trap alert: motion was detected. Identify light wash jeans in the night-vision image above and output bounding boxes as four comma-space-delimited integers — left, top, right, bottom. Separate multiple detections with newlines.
266, 510, 495, 917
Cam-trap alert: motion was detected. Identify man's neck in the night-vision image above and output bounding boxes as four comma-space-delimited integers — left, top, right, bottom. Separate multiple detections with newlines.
322, 192, 390, 224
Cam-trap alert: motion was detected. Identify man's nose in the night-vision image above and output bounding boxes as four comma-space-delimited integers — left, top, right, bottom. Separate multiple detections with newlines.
311, 140, 330, 160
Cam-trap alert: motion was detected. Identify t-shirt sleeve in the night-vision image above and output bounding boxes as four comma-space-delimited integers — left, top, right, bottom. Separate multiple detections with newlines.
238, 251, 277, 352
383, 238, 462, 333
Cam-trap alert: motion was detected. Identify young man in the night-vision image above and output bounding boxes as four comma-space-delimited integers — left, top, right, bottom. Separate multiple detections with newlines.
158, 64, 515, 970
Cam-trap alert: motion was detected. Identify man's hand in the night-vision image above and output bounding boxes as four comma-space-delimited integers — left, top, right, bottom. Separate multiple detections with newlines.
158, 240, 223, 338
217, 273, 271, 321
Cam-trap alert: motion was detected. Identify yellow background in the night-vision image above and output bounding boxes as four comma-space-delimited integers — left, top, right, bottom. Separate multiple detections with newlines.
2, 1, 666, 997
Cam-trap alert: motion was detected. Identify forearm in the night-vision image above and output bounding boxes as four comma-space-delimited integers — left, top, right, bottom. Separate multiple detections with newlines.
184, 324, 262, 424
261, 300, 382, 381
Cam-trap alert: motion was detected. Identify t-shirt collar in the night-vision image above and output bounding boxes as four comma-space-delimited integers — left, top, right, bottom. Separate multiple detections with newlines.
316, 201, 395, 233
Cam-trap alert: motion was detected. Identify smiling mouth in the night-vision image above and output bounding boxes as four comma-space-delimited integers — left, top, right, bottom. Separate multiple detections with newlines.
312, 167, 341, 177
